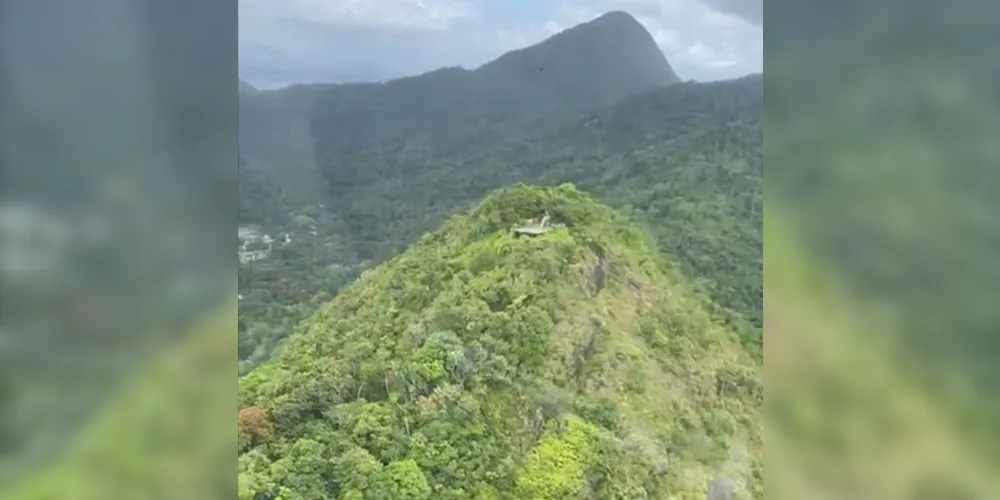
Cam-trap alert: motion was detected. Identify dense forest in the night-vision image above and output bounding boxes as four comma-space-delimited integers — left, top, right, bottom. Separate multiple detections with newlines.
238, 70, 762, 375
239, 185, 762, 499
237, 10, 762, 499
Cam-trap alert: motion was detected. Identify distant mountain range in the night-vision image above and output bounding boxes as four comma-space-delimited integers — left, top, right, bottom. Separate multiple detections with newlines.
237, 9, 762, 339
239, 10, 682, 206
238, 19, 496, 89
238, 38, 398, 88
239, 11, 679, 182
238, 11, 679, 89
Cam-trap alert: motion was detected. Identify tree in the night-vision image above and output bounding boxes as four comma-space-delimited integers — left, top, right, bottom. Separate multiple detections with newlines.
237, 406, 274, 450
370, 460, 431, 500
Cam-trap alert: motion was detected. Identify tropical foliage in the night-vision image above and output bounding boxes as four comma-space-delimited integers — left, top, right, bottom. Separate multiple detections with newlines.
239, 185, 762, 499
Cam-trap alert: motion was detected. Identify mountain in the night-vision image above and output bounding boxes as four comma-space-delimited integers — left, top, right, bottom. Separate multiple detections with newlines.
239, 84, 327, 206
239, 41, 333, 90
316, 75, 762, 323
238, 184, 762, 499
238, 154, 288, 226
310, 12, 679, 190
238, 11, 678, 202
477, 11, 679, 102
236, 9, 760, 382
237, 73, 763, 373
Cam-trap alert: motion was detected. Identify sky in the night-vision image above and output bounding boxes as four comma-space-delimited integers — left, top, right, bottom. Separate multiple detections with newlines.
238, 0, 763, 89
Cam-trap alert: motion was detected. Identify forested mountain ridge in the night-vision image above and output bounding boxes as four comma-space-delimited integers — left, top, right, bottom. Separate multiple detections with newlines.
316, 73, 762, 322
237, 69, 763, 371
237, 73, 762, 371
239, 84, 327, 213
238, 185, 762, 500
479, 11, 679, 92
238, 11, 678, 212
312, 11, 679, 194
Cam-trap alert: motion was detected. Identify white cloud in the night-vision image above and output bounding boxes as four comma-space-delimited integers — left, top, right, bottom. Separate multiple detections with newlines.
542, 21, 564, 36
523, 0, 761, 78
600, 0, 762, 78
495, 29, 529, 48
687, 41, 738, 67
240, 0, 477, 31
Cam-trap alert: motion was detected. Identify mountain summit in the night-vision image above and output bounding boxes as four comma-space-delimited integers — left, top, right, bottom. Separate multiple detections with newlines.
239, 12, 680, 198
238, 184, 762, 499
478, 10, 679, 97
304, 11, 681, 193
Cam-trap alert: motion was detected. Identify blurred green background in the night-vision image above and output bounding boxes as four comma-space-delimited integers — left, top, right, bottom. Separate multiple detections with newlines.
0, 0, 237, 497
765, 0, 1000, 496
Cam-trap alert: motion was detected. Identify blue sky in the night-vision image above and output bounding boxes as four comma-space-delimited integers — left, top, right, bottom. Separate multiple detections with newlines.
238, 0, 762, 88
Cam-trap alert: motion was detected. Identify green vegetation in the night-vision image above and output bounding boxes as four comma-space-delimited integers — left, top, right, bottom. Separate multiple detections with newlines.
234, 11, 764, 499
235, 13, 756, 363
238, 74, 763, 371
307, 11, 678, 188
239, 185, 762, 499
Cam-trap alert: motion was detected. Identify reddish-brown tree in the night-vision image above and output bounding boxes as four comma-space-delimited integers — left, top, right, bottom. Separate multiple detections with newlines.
238, 406, 274, 450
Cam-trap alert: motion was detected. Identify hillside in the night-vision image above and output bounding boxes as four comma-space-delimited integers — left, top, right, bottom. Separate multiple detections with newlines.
311, 11, 678, 194
239, 84, 327, 208
478, 11, 679, 98
238, 11, 677, 205
238, 184, 762, 499
238, 74, 762, 370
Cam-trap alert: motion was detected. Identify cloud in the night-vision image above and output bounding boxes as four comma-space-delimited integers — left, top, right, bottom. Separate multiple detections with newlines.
699, 0, 762, 25
687, 41, 739, 68
239, 0, 478, 31
489, 0, 761, 80
599, 0, 762, 79
494, 29, 529, 48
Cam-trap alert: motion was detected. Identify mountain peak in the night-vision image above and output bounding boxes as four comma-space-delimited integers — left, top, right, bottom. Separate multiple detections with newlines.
477, 10, 679, 101
238, 183, 760, 499
547, 10, 649, 41
583, 10, 645, 29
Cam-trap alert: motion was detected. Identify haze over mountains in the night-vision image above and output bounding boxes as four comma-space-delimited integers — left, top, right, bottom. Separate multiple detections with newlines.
239, 10, 685, 208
